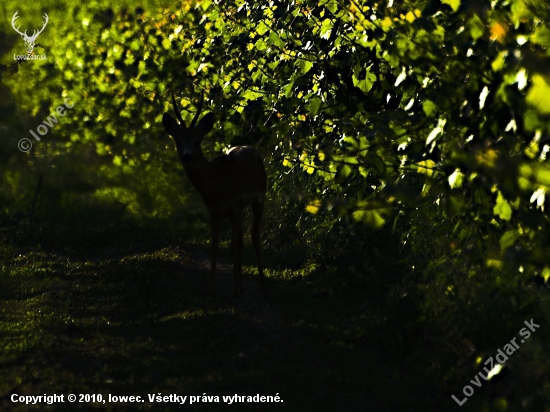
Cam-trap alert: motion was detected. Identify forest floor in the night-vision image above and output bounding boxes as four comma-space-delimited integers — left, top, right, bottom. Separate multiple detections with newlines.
0, 222, 447, 411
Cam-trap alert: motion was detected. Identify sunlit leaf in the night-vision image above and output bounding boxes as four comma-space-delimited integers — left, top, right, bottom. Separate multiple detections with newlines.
526, 75, 550, 114
448, 169, 464, 189
486, 258, 503, 269
297, 59, 313, 75
308, 97, 322, 115
490, 21, 508, 42
417, 160, 437, 177
306, 199, 321, 214
469, 14, 485, 40
320, 19, 333, 39
422, 100, 436, 117
476, 149, 499, 169
442, 0, 460, 12
339, 164, 352, 177
256, 21, 269, 35
352, 203, 389, 228
426, 119, 446, 146
500, 230, 517, 250
282, 81, 294, 97
494, 191, 512, 221
352, 67, 376, 93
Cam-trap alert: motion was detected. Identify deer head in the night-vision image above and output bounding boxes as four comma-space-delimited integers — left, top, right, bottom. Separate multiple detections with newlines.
11, 11, 49, 54
162, 90, 215, 165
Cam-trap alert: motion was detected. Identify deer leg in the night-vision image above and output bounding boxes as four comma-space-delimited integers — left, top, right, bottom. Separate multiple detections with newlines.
231, 209, 244, 297
238, 220, 244, 295
210, 215, 221, 296
252, 200, 268, 297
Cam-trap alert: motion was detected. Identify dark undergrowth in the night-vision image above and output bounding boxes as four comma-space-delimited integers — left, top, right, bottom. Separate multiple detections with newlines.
1, 214, 547, 411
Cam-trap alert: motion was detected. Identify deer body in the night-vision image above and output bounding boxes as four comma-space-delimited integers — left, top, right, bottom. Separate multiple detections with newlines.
163, 91, 268, 297
183, 147, 266, 218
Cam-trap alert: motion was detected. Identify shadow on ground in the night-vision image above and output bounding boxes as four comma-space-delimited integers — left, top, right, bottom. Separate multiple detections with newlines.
0, 223, 445, 411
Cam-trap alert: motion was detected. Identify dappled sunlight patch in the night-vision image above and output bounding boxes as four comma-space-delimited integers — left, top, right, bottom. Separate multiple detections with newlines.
94, 187, 140, 215
526, 75, 550, 115
159, 308, 222, 322
265, 263, 319, 281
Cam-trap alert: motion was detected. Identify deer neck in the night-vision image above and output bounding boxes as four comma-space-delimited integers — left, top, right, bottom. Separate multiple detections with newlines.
181, 151, 215, 198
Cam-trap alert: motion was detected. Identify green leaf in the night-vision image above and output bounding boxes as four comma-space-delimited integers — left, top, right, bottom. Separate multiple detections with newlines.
306, 199, 321, 214
268, 31, 285, 48
422, 100, 436, 117
282, 81, 294, 97
254, 39, 267, 51
500, 230, 517, 250
526, 75, 550, 114
448, 169, 464, 189
519, 163, 550, 189
494, 191, 512, 221
339, 164, 352, 177
320, 19, 333, 40
449, 194, 465, 215
308, 97, 322, 115
366, 153, 386, 175
352, 67, 375, 93
297, 60, 314, 75
533, 26, 550, 47
256, 21, 269, 36
252, 69, 263, 83
320, 0, 339, 14
469, 14, 485, 40
442, 0, 461, 12
352, 203, 388, 228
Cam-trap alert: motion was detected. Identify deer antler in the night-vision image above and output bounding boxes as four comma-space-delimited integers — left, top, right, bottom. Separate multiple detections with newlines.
190, 91, 204, 128
170, 89, 205, 128
171, 89, 185, 126
31, 13, 49, 40
11, 11, 27, 38
11, 11, 48, 42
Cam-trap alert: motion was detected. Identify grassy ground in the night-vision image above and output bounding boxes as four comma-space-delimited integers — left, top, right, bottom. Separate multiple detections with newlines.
0, 218, 455, 411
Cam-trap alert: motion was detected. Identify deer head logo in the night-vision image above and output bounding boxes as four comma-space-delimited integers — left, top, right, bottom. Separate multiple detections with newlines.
11, 11, 49, 55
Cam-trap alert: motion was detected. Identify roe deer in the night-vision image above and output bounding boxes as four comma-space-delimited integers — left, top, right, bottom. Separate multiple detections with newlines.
162, 90, 268, 297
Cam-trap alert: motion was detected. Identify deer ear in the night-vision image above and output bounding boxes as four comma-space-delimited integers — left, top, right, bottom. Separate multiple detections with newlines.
197, 112, 215, 137
162, 113, 181, 138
